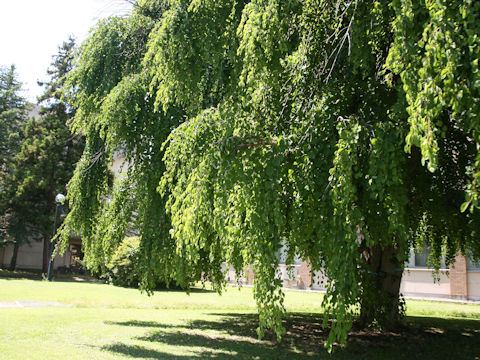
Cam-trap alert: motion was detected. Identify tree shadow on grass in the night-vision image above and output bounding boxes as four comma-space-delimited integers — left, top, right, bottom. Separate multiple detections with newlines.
104, 320, 179, 329
103, 313, 480, 359
156, 287, 215, 294
0, 269, 43, 280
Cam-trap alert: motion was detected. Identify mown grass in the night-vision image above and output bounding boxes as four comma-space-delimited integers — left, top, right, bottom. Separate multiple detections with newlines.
0, 276, 479, 359
0, 277, 321, 312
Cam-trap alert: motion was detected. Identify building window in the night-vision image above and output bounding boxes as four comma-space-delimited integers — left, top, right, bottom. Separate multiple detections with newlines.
467, 255, 480, 271
414, 249, 429, 267
412, 247, 446, 269
276, 243, 301, 265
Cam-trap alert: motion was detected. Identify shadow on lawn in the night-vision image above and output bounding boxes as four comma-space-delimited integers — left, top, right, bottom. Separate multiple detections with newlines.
103, 313, 480, 359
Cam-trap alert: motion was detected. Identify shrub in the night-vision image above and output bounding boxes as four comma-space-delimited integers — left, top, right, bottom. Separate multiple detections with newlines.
106, 236, 142, 288
106, 236, 182, 289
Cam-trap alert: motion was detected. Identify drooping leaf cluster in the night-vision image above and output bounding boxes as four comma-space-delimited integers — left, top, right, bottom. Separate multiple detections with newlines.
385, 0, 480, 261
60, 6, 189, 289
61, 0, 480, 350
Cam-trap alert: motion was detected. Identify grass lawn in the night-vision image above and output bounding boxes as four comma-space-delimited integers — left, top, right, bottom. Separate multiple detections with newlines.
0, 277, 479, 359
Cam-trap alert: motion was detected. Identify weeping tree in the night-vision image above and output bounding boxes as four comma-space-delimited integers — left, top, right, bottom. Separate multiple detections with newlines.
60, 0, 480, 349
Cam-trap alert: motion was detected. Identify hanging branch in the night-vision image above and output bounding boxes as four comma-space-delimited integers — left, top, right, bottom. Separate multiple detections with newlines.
214, 136, 278, 149
322, 0, 358, 82
84, 146, 106, 171
236, 140, 277, 149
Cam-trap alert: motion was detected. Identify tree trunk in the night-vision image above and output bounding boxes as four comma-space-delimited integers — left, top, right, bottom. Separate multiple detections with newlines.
42, 236, 50, 274
9, 243, 19, 270
359, 243, 404, 329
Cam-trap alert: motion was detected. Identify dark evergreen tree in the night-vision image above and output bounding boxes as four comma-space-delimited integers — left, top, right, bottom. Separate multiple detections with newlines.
0, 65, 27, 181
1, 38, 84, 272
0, 65, 27, 252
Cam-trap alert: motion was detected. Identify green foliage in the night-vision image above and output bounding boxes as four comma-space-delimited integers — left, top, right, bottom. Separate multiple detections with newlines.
0, 65, 28, 247
385, 0, 480, 260
0, 39, 84, 268
0, 65, 27, 186
106, 236, 142, 287
106, 236, 182, 289
61, 0, 480, 351
386, 0, 480, 210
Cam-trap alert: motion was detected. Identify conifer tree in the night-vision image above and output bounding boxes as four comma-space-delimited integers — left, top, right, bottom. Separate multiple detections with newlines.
0, 65, 27, 252
0, 65, 26, 180
1, 39, 84, 271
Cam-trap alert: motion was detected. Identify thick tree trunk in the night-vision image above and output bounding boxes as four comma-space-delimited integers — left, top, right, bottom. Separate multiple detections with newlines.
42, 236, 50, 274
359, 243, 403, 329
9, 243, 19, 270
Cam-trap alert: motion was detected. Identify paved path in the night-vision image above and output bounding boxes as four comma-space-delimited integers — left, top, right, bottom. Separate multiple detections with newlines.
0, 301, 69, 308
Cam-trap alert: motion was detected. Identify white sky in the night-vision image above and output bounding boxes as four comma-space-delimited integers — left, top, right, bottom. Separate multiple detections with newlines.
0, 0, 132, 101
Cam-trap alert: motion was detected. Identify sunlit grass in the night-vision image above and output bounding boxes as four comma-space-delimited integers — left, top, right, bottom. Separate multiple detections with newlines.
0, 277, 479, 359
0, 278, 324, 312
406, 299, 480, 320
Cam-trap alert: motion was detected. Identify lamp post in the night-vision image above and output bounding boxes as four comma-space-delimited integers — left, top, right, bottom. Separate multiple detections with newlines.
47, 194, 65, 281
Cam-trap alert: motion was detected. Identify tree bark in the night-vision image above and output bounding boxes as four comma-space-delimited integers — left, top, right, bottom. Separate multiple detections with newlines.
359, 243, 403, 329
9, 242, 19, 270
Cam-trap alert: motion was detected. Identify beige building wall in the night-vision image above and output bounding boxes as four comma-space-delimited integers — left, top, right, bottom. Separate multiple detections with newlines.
400, 269, 450, 297
111, 156, 129, 177
401, 252, 480, 300
1, 240, 70, 270
468, 272, 480, 299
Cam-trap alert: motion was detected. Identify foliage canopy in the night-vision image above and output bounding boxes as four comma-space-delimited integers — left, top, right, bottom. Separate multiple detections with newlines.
61, 0, 480, 349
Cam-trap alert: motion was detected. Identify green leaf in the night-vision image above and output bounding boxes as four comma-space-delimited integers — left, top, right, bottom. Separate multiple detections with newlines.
460, 201, 470, 213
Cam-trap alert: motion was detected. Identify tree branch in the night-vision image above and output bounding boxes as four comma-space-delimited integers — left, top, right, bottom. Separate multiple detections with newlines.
236, 141, 277, 149
214, 136, 277, 149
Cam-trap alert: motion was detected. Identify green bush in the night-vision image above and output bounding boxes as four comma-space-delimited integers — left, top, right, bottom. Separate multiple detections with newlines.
106, 236, 182, 290
106, 236, 142, 288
